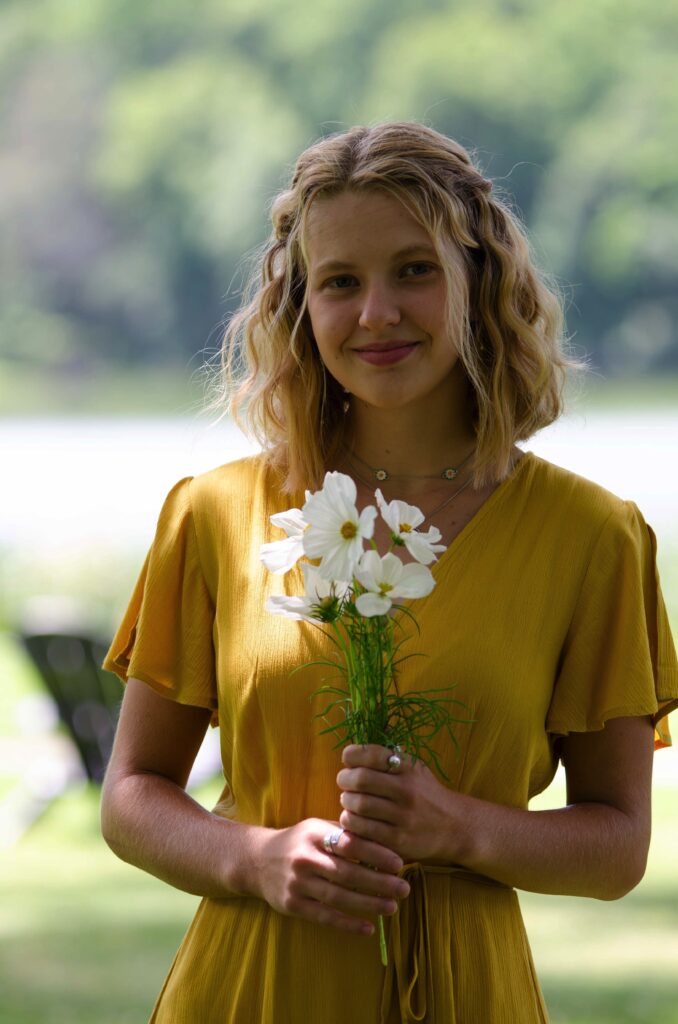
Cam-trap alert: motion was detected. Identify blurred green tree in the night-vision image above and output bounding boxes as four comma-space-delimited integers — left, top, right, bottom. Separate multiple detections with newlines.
0, 0, 676, 396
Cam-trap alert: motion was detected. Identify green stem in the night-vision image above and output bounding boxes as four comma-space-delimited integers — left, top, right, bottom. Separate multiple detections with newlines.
330, 620, 359, 715
378, 914, 388, 966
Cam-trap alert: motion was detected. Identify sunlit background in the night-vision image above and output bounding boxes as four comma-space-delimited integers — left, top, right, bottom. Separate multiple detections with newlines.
1, 2, 677, 1022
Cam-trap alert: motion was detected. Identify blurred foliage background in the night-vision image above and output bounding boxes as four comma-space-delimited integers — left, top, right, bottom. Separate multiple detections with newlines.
2, 1, 678, 1021
1, 0, 678, 415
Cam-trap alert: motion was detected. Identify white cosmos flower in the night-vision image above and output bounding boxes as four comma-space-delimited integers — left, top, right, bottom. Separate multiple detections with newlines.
375, 489, 447, 565
354, 550, 435, 617
266, 563, 349, 623
302, 472, 377, 581
260, 507, 307, 574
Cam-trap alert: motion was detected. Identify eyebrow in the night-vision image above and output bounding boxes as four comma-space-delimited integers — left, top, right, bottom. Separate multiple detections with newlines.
312, 244, 438, 276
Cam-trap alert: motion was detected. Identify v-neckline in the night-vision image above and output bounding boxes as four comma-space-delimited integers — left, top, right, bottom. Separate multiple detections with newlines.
272, 449, 534, 607
427, 449, 534, 579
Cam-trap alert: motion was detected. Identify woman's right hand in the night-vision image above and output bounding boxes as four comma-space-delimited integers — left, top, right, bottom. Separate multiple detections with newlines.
251, 818, 410, 935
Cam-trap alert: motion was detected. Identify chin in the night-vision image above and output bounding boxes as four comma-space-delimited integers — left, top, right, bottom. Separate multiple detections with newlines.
354, 391, 423, 413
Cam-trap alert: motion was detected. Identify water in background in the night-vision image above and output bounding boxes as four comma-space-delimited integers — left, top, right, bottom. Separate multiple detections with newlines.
2, 407, 676, 549
2, 409, 677, 783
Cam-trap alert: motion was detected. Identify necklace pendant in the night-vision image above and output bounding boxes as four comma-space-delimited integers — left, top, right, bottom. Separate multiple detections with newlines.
375, 468, 389, 481
442, 467, 458, 480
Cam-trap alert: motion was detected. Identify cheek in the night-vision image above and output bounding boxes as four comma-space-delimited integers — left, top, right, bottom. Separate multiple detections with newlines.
411, 286, 447, 331
309, 303, 354, 358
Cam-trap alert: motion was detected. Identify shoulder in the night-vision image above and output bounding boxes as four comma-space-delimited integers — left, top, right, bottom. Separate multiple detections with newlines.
518, 452, 652, 576
185, 451, 296, 538
191, 452, 267, 490
185, 452, 278, 507
524, 452, 640, 536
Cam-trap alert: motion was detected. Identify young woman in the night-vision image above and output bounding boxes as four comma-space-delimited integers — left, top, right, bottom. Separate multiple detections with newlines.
101, 121, 678, 1023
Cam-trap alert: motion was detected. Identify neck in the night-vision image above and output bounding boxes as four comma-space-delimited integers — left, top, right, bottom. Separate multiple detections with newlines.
345, 383, 476, 488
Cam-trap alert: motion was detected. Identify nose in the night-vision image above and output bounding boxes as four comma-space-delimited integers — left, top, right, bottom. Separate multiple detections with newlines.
358, 282, 401, 332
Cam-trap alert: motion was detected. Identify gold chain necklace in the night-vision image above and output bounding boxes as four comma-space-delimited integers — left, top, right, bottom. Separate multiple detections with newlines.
347, 446, 476, 483
343, 456, 475, 530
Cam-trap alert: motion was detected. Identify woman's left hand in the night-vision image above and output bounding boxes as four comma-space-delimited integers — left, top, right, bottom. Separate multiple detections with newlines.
337, 744, 464, 864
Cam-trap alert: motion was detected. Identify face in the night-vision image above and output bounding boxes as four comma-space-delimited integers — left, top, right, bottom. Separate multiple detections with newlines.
304, 189, 466, 414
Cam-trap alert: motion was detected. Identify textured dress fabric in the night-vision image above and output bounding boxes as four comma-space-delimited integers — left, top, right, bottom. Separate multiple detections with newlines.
103, 451, 678, 1024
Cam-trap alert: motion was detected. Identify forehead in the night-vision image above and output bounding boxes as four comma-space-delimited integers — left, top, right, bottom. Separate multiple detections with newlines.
304, 190, 436, 268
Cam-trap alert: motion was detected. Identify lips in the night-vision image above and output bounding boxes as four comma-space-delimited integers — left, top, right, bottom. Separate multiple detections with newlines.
353, 341, 420, 366
354, 340, 420, 353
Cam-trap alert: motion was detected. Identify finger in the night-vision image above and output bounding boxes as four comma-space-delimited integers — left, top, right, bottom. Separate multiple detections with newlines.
311, 875, 401, 919
288, 850, 403, 922
329, 829, 404, 875
291, 895, 376, 936
342, 744, 412, 775
320, 848, 409, 901
339, 790, 399, 825
342, 744, 400, 771
340, 808, 396, 849
337, 765, 404, 797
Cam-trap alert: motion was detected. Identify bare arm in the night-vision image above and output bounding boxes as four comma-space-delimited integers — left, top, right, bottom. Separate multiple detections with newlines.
100, 677, 258, 898
101, 678, 409, 933
337, 716, 654, 900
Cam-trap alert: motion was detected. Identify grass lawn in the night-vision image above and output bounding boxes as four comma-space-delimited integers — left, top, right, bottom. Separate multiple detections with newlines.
1, 774, 677, 1023
523, 782, 678, 1023
0, 782, 212, 1024
1, 634, 678, 1023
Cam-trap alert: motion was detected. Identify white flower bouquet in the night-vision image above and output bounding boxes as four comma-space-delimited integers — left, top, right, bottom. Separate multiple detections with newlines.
260, 470, 471, 962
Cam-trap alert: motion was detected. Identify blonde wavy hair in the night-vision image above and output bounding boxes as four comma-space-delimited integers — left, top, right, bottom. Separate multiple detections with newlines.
205, 121, 582, 492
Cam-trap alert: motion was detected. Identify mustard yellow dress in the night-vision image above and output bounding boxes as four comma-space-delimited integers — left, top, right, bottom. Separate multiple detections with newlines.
103, 451, 678, 1024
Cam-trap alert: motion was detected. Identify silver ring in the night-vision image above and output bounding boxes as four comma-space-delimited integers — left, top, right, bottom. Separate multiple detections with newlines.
387, 753, 402, 770
322, 827, 344, 855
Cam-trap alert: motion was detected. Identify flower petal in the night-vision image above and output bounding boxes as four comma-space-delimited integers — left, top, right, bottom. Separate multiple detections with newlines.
391, 562, 436, 599
378, 552, 406, 586
355, 592, 392, 617
319, 541, 363, 582
375, 489, 425, 533
422, 525, 443, 544
393, 499, 426, 531
260, 536, 305, 574
301, 562, 325, 599
355, 549, 382, 590
308, 471, 357, 523
269, 507, 306, 537
358, 505, 377, 538
375, 489, 399, 533
402, 530, 447, 565
265, 595, 315, 621
323, 470, 357, 509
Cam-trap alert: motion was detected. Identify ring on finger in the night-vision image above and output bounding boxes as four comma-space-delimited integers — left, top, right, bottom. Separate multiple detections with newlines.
322, 827, 345, 855
386, 746, 402, 771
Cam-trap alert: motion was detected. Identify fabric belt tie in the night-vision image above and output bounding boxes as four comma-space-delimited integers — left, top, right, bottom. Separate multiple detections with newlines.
379, 863, 512, 1024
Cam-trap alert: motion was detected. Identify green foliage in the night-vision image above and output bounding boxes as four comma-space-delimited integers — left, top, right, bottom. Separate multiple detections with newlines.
0, 0, 677, 395
310, 605, 473, 780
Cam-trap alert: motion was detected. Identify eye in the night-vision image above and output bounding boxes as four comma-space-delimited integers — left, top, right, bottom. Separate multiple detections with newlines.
402, 262, 435, 277
326, 275, 358, 289
321, 263, 436, 290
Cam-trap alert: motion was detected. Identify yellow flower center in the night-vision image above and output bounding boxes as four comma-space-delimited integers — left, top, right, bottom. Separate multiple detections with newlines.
340, 521, 358, 540
379, 582, 394, 595
400, 522, 413, 533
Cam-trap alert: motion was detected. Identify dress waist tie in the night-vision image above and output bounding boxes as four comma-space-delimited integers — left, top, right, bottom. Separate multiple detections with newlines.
379, 863, 513, 1024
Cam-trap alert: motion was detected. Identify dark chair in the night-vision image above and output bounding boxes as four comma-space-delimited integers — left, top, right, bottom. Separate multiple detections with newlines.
20, 632, 121, 784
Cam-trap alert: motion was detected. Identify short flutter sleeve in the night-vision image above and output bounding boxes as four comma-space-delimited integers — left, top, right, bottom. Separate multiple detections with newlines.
546, 501, 678, 750
102, 477, 218, 722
